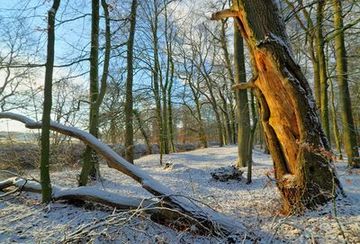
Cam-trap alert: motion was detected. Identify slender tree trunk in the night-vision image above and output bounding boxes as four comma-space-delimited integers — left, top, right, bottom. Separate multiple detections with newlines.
329, 78, 342, 160
79, 0, 100, 186
134, 110, 152, 154
40, 0, 60, 203
167, 58, 176, 152
195, 100, 208, 148
332, 0, 360, 167
316, 0, 331, 145
219, 88, 232, 145
233, 12, 251, 168
202, 76, 224, 147
230, 105, 237, 144
313, 54, 321, 110
212, 105, 224, 147
151, 2, 164, 165
79, 0, 110, 185
219, 20, 237, 145
189, 82, 208, 148
247, 91, 258, 184
124, 0, 138, 164
215, 108, 224, 147
213, 0, 341, 212
161, 90, 169, 154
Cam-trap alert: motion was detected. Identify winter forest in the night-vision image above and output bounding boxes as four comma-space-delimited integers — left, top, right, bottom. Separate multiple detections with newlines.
0, 0, 359, 243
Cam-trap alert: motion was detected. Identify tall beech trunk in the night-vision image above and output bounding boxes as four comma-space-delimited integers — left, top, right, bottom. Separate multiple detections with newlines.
79, 0, 100, 185
151, 2, 165, 164
218, 87, 232, 145
332, 0, 360, 168
316, 0, 331, 145
329, 78, 342, 160
124, 0, 138, 164
167, 53, 175, 152
212, 0, 341, 212
196, 104, 208, 148
79, 0, 110, 185
40, 0, 60, 203
233, 15, 251, 168
247, 91, 258, 184
219, 20, 237, 145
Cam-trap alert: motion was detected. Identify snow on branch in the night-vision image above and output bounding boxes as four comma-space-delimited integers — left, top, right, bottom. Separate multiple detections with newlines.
0, 177, 156, 210
0, 112, 251, 236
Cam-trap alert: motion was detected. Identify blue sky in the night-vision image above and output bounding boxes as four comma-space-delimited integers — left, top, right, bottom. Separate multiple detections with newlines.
0, 0, 93, 132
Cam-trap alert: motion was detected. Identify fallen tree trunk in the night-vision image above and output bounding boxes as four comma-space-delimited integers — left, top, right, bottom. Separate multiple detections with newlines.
0, 177, 156, 210
0, 177, 228, 234
0, 112, 249, 237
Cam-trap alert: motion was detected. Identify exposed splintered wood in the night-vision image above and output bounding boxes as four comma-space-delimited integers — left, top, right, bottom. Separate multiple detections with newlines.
0, 112, 251, 237
212, 0, 342, 212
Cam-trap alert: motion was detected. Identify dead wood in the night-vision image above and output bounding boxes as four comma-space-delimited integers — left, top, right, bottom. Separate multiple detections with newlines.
0, 112, 252, 237
211, 166, 244, 182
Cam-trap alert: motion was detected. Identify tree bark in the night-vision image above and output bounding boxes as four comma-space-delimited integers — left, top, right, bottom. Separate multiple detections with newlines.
329, 78, 342, 160
233, 11, 251, 168
134, 109, 152, 154
124, 0, 138, 164
212, 0, 341, 212
79, 0, 101, 185
167, 60, 176, 152
40, 0, 61, 203
332, 0, 360, 168
316, 0, 331, 145
219, 20, 236, 145
0, 177, 156, 210
151, 1, 165, 164
247, 91, 258, 184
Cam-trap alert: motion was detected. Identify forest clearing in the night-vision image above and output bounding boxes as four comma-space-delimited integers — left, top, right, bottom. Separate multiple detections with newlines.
1, 145, 359, 243
0, 0, 359, 243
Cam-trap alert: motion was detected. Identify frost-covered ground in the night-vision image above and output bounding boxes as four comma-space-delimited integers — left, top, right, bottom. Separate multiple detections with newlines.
0, 146, 359, 243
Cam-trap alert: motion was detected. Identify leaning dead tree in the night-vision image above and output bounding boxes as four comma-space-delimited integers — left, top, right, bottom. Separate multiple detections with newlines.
212, 0, 342, 212
0, 112, 251, 237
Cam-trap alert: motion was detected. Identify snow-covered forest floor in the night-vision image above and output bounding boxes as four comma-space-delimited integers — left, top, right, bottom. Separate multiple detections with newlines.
0, 146, 359, 243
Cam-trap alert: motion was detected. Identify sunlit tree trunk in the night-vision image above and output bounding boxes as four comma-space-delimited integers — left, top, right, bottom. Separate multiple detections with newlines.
332, 0, 359, 168
316, 0, 331, 145
151, 2, 165, 164
219, 20, 237, 145
40, 0, 61, 203
218, 86, 232, 145
79, 0, 110, 185
124, 0, 138, 164
213, 0, 341, 212
233, 8, 251, 168
247, 91, 258, 184
329, 78, 342, 160
167, 57, 176, 152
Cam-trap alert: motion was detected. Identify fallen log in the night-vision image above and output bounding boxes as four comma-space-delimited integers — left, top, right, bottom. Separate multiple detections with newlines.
0, 177, 156, 210
211, 166, 244, 182
0, 112, 251, 237
0, 177, 219, 234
